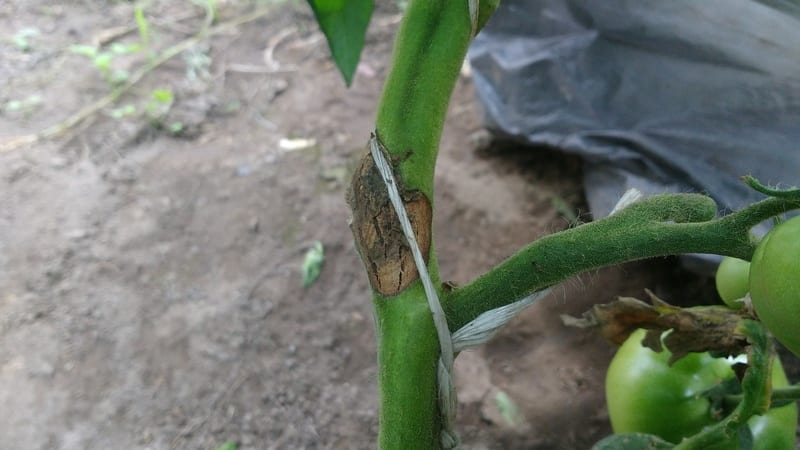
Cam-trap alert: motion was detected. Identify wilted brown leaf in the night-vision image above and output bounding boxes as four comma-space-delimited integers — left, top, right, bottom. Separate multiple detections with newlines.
562, 289, 751, 364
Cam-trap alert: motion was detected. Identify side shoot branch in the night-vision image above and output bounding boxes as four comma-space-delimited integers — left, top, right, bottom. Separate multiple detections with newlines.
446, 191, 800, 331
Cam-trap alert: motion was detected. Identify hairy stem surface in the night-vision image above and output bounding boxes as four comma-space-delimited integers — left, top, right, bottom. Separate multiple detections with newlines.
446, 195, 800, 331
358, 1, 498, 448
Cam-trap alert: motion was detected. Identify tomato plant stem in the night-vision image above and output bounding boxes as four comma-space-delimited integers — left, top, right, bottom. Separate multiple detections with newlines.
352, 0, 800, 446
726, 384, 800, 407
364, 1, 498, 448
373, 285, 442, 449
767, 385, 800, 403
447, 195, 800, 331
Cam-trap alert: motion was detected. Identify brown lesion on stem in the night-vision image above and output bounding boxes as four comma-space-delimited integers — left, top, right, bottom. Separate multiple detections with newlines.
346, 147, 432, 296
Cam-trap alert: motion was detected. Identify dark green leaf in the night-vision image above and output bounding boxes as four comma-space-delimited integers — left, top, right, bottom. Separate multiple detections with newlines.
306, 0, 373, 86
591, 433, 673, 450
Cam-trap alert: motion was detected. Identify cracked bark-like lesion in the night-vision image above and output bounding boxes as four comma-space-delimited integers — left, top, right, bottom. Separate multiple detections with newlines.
346, 148, 432, 296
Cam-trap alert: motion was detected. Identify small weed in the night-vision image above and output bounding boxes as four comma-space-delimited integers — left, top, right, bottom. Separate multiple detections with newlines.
4, 95, 43, 116
69, 5, 149, 88
144, 88, 174, 121
302, 241, 325, 287
68, 44, 99, 59
213, 442, 238, 450
134, 5, 149, 50
182, 45, 212, 81
12, 27, 39, 52
166, 121, 184, 135
69, 42, 140, 87
143, 88, 185, 134
2, 1, 278, 152
106, 88, 182, 134
109, 103, 137, 119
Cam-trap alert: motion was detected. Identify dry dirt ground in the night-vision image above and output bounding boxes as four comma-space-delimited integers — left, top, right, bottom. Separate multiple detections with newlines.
1, 2, 795, 450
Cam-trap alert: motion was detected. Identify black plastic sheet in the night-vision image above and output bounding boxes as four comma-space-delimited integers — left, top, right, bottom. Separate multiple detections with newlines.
470, 0, 800, 272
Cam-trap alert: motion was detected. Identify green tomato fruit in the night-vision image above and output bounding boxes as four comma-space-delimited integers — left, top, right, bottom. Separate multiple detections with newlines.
750, 216, 800, 357
715, 257, 750, 309
606, 329, 797, 449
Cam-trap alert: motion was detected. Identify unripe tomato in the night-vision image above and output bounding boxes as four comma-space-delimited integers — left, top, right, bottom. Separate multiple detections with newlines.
606, 329, 797, 449
715, 257, 750, 309
750, 216, 800, 357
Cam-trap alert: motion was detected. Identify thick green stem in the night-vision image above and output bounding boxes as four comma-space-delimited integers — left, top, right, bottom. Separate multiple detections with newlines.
375, 0, 498, 197
375, 0, 471, 197
365, 1, 499, 449
446, 195, 800, 331
374, 284, 441, 450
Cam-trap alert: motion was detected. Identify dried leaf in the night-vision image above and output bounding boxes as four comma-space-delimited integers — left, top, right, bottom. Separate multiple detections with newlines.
563, 289, 750, 364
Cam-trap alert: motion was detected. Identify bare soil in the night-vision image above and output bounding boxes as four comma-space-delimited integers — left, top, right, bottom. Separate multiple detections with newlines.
2, 2, 790, 450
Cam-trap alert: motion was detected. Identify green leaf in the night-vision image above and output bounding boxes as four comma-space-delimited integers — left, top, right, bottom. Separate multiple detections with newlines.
109, 42, 141, 55
302, 241, 325, 287
167, 122, 184, 135
13, 28, 38, 52
150, 88, 174, 104
134, 5, 149, 48
591, 433, 674, 450
306, 0, 373, 86
4, 95, 42, 113
145, 88, 174, 119
110, 104, 137, 119
93, 52, 113, 72
213, 442, 238, 450
69, 44, 98, 58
